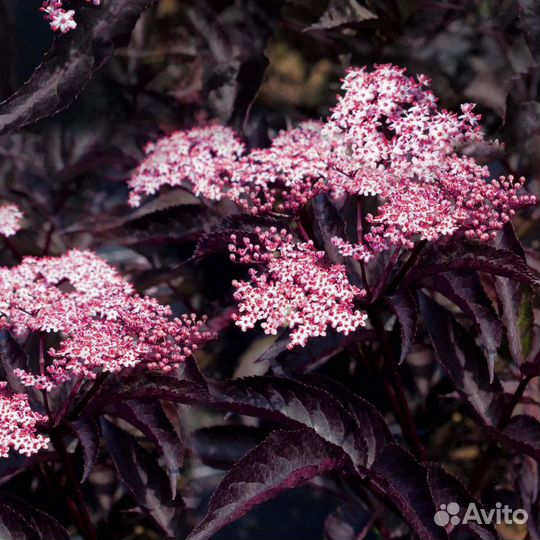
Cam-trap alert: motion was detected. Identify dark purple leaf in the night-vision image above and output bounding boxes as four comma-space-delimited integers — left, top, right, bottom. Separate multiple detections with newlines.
501, 284, 533, 365
499, 414, 540, 461
311, 193, 347, 264
191, 425, 266, 469
110, 205, 218, 247
88, 373, 210, 412
255, 328, 372, 373
517, 456, 539, 539
101, 418, 184, 537
0, 453, 30, 482
187, 429, 346, 540
193, 214, 286, 259
71, 416, 100, 483
419, 293, 505, 427
386, 290, 418, 364
208, 376, 369, 468
426, 463, 499, 539
307, 0, 377, 30
0, 329, 29, 393
0, 492, 70, 540
502, 67, 540, 178
113, 400, 186, 496
428, 272, 502, 379
183, 1, 276, 125
298, 374, 391, 465
408, 243, 537, 285
0, 502, 34, 540
518, 0, 540, 61
370, 444, 446, 540
324, 502, 373, 540
419, 294, 538, 461
494, 224, 534, 365
179, 356, 209, 390
0, 0, 157, 135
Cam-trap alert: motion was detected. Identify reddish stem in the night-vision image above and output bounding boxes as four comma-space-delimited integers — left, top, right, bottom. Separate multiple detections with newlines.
38, 334, 51, 420
370, 310, 428, 461
53, 377, 84, 426
51, 434, 97, 540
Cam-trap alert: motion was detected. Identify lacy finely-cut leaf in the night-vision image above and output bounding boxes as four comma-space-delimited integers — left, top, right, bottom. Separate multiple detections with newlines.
70, 416, 100, 483
0, 492, 69, 540
187, 429, 346, 540
494, 223, 534, 365
101, 418, 184, 538
419, 292, 505, 424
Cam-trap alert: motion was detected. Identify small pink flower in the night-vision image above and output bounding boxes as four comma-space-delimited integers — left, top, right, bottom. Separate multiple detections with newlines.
0, 204, 23, 237
49, 8, 77, 33
228, 121, 331, 215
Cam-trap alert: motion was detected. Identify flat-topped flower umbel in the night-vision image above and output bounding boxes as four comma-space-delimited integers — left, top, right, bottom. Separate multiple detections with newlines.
230, 228, 367, 348
126, 65, 535, 263
128, 125, 245, 207
0, 382, 49, 458
0, 250, 209, 390
324, 65, 535, 257
125, 64, 535, 349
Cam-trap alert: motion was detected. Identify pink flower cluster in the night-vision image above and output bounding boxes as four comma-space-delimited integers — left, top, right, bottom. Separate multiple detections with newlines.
230, 228, 367, 348
128, 122, 331, 215
0, 382, 49, 458
227, 121, 330, 214
124, 65, 536, 350
0, 204, 23, 237
0, 250, 209, 390
128, 126, 245, 207
40, 0, 100, 33
127, 64, 535, 261
323, 65, 536, 257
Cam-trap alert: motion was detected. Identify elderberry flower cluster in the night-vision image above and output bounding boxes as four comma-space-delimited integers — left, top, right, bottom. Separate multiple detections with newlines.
324, 65, 536, 257
128, 122, 332, 215
230, 228, 367, 348
0, 204, 23, 237
0, 382, 49, 458
128, 126, 245, 207
227, 121, 331, 214
40, 0, 100, 33
127, 64, 535, 261
124, 64, 536, 349
0, 250, 209, 390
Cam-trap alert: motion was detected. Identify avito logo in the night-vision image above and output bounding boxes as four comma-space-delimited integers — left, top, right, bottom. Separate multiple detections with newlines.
434, 502, 528, 526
